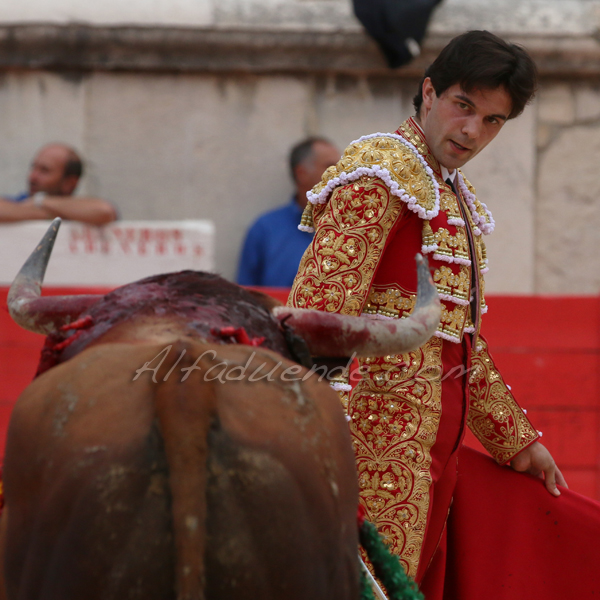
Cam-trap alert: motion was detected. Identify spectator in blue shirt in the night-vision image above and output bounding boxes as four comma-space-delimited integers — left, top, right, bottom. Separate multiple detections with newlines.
0, 143, 117, 225
237, 137, 340, 287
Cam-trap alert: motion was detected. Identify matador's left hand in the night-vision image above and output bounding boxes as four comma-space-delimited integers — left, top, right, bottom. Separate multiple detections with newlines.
510, 441, 568, 497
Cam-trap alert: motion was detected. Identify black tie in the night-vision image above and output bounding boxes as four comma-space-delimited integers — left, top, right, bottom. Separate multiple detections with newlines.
446, 176, 479, 331
445, 177, 459, 198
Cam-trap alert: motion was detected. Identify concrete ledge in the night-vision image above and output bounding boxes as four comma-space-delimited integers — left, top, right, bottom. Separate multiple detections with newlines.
1, 24, 600, 77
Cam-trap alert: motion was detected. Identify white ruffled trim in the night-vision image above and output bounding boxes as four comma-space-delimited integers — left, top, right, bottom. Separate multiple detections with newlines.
422, 243, 439, 254
457, 172, 495, 235
330, 382, 352, 392
434, 330, 461, 343
480, 266, 490, 275
298, 224, 314, 233
463, 325, 476, 334
447, 217, 466, 227
432, 253, 472, 267
306, 133, 440, 221
481, 305, 489, 314
438, 292, 470, 307
433, 253, 453, 264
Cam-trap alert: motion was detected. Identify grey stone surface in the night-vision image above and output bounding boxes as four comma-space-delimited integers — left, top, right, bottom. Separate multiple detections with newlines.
538, 84, 575, 125
465, 110, 537, 294
536, 123, 600, 294
574, 83, 600, 122
2, 24, 600, 78
312, 75, 415, 147
3, 0, 600, 36
431, 0, 600, 35
0, 71, 87, 195
84, 72, 312, 281
0, 67, 548, 291
213, 0, 357, 30
537, 123, 556, 151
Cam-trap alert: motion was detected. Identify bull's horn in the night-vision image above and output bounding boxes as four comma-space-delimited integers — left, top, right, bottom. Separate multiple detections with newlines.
8, 218, 102, 335
272, 254, 441, 357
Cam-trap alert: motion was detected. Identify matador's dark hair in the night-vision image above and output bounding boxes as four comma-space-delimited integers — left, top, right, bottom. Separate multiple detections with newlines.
413, 30, 538, 119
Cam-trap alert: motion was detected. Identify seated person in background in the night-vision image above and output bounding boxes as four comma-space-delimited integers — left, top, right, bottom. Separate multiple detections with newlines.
0, 143, 117, 226
237, 137, 340, 287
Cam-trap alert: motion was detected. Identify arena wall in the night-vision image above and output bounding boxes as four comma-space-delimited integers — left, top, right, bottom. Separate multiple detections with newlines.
0, 0, 599, 291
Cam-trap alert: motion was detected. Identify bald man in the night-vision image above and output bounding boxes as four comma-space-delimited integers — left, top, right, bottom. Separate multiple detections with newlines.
0, 144, 117, 226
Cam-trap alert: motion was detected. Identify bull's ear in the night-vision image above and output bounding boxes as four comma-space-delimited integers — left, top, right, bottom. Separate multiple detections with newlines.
8, 218, 102, 334
272, 254, 441, 358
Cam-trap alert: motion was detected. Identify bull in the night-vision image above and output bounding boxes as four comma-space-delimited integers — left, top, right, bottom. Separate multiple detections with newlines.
0, 219, 440, 600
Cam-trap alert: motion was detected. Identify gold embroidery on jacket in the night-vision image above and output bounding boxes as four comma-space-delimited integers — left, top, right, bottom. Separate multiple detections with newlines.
434, 227, 470, 262
288, 177, 405, 315
467, 338, 539, 464
439, 192, 462, 222
398, 120, 441, 176
438, 304, 468, 340
311, 134, 438, 217
474, 235, 488, 273
350, 337, 443, 578
433, 265, 470, 301
363, 286, 416, 319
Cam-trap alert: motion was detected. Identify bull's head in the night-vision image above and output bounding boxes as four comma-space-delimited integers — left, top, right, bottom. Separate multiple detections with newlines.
8, 219, 441, 364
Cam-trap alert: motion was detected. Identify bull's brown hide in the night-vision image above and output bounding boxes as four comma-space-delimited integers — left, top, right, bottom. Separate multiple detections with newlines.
0, 340, 359, 600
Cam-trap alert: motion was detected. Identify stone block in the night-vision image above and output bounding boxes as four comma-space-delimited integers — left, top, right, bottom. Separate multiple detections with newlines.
463, 110, 537, 294
536, 123, 555, 150
538, 83, 575, 125
0, 71, 86, 196
430, 0, 600, 36
313, 76, 414, 149
574, 84, 600, 122
536, 124, 600, 294
1, 0, 213, 26
85, 72, 311, 281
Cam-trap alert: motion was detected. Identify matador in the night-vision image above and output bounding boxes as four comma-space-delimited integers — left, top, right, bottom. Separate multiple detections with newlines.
287, 31, 566, 593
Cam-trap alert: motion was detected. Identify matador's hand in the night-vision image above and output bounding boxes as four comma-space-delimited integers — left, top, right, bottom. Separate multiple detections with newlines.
510, 441, 568, 497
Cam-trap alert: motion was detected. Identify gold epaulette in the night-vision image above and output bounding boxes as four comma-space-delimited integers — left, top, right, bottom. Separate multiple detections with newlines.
306, 133, 440, 221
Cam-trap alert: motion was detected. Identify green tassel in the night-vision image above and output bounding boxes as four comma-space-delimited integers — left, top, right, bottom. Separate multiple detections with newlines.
359, 520, 424, 600
360, 567, 376, 600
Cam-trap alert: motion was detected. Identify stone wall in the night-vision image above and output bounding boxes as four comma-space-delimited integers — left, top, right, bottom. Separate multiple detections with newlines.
0, 0, 599, 293
536, 83, 600, 294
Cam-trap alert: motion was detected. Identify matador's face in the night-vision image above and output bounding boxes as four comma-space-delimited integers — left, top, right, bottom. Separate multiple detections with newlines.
418, 78, 512, 170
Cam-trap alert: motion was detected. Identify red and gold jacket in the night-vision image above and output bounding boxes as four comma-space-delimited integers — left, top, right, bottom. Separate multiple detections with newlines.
288, 118, 539, 577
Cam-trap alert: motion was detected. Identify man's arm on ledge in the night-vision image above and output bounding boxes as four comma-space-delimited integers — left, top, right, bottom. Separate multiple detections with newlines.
0, 196, 117, 226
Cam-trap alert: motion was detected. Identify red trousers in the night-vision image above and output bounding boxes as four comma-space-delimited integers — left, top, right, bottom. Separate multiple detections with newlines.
419, 338, 600, 598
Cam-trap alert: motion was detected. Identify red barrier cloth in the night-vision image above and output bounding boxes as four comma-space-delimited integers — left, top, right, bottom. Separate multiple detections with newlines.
442, 446, 600, 598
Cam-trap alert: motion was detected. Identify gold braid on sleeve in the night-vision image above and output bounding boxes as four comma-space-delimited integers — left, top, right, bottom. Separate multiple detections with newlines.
288, 176, 405, 316
467, 336, 539, 464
